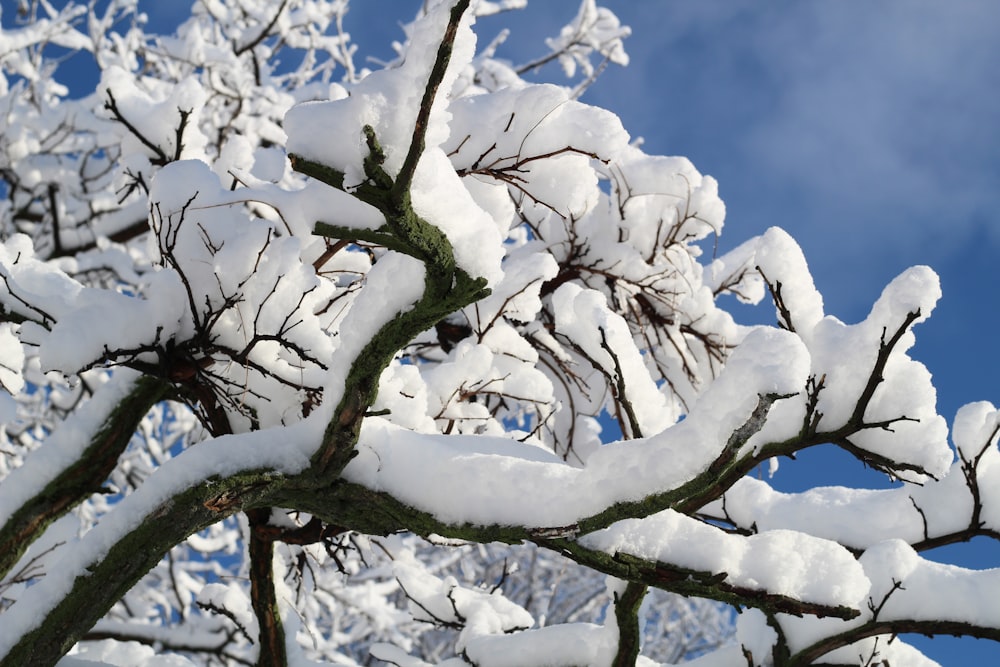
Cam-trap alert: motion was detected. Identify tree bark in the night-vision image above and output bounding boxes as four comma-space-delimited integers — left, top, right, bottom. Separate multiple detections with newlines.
611, 582, 647, 667
247, 508, 287, 667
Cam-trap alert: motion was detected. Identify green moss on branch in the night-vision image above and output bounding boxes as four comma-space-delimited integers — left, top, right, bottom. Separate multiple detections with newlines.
0, 469, 286, 667
0, 375, 169, 580
611, 582, 647, 667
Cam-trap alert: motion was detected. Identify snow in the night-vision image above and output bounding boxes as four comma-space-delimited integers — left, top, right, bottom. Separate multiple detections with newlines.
753, 227, 825, 334
45, 274, 186, 375
736, 609, 778, 664
196, 583, 257, 639
321, 250, 427, 418
706, 478, 928, 552
545, 0, 631, 79
611, 149, 725, 253
705, 228, 950, 478
220, 173, 387, 239
470, 247, 556, 328
580, 511, 868, 610
345, 326, 810, 528
0, 235, 183, 375
371, 567, 624, 667
954, 402, 1000, 531
99, 65, 209, 163
286, 1, 475, 184
720, 254, 954, 480
772, 539, 1000, 664
793, 632, 943, 667
859, 539, 1000, 628
409, 147, 505, 285
446, 83, 630, 220
552, 282, 674, 436
0, 322, 24, 419
801, 266, 950, 478
347, 418, 577, 526
704, 426, 993, 553
145, 159, 339, 428
60, 640, 197, 667
952, 401, 1000, 462
462, 622, 617, 667
393, 551, 534, 654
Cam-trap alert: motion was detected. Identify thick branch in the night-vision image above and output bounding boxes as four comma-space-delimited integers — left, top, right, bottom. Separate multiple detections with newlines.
0, 469, 286, 666
287, 153, 390, 212
273, 479, 860, 623
681, 309, 935, 517
582, 392, 787, 533
310, 267, 488, 476
312, 220, 418, 257
0, 374, 169, 580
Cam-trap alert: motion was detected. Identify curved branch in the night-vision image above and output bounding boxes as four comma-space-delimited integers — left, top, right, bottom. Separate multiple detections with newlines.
584, 391, 788, 533
299, 0, 489, 478
788, 619, 1000, 666
273, 479, 861, 624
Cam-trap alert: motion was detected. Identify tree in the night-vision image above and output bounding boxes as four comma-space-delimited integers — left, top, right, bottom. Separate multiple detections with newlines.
0, 0, 996, 665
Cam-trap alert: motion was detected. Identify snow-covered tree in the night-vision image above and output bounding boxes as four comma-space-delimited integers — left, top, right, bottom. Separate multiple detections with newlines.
0, 1, 996, 665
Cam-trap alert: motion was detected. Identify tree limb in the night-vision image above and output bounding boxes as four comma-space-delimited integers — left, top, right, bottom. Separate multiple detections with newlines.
246, 508, 287, 667
611, 582, 647, 667
0, 374, 169, 580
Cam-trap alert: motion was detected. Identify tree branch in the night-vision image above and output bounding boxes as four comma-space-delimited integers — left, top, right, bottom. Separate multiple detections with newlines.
788, 618, 1000, 666
103, 89, 169, 165
392, 0, 471, 200
246, 508, 287, 667
611, 582, 646, 667
272, 479, 861, 623
298, 0, 490, 478
0, 374, 169, 580
0, 468, 286, 666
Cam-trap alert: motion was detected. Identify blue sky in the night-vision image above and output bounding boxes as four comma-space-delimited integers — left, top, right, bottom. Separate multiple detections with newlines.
8, 0, 1000, 663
